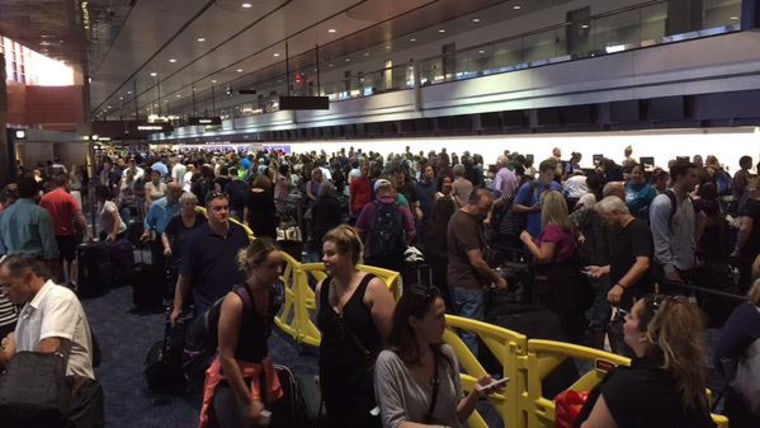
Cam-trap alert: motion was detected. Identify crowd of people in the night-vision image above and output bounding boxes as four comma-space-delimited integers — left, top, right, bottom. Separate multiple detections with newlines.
0, 142, 758, 427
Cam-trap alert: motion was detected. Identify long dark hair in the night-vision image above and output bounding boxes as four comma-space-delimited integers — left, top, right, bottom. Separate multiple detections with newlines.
387, 285, 450, 367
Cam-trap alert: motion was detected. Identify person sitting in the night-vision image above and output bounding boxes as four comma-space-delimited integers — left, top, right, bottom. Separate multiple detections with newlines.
579, 294, 715, 428
198, 238, 285, 428
316, 225, 396, 428
714, 278, 760, 428
374, 285, 504, 428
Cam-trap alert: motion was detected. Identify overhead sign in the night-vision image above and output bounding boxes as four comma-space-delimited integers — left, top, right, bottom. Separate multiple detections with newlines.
188, 117, 222, 126
136, 123, 174, 133
279, 96, 329, 110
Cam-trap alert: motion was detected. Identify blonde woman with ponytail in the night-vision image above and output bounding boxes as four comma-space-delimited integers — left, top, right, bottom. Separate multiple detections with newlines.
580, 294, 715, 428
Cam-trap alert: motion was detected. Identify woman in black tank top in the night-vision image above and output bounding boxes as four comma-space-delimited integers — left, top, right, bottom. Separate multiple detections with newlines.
209, 238, 284, 428
316, 225, 396, 428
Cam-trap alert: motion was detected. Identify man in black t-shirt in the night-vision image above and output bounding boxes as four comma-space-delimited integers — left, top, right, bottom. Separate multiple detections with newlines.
586, 196, 654, 310
731, 187, 760, 285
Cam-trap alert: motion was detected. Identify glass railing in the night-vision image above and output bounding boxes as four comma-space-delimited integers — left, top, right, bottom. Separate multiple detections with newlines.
185, 0, 741, 125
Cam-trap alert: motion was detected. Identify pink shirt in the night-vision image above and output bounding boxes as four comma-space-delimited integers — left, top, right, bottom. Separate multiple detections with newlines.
539, 224, 576, 263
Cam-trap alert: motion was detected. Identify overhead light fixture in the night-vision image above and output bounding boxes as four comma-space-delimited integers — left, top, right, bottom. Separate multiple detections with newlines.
410, 38, 416, 42
176, 94, 181, 98
513, 5, 522, 10
150, 72, 158, 77
197, 37, 206, 42
581, 24, 589, 29
169, 58, 177, 63
127, 91, 132, 94
385, 45, 391, 50
236, 68, 244, 73
345, 58, 351, 62
211, 79, 217, 83
438, 29, 446, 33
273, 52, 281, 57
363, 52, 370, 56
478, 50, 485, 54
329, 63, 334, 67
119, 97, 124, 100
731, 16, 739, 20
472, 17, 481, 23
241, 2, 252, 8
328, 28, 336, 33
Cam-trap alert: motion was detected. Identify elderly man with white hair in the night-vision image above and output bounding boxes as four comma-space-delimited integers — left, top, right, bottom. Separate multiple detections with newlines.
585, 196, 655, 356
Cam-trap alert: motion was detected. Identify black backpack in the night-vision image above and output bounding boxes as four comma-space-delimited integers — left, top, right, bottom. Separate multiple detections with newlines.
368, 200, 404, 256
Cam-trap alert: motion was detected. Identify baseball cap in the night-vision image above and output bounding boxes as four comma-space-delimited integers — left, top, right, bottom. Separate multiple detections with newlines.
373, 179, 392, 193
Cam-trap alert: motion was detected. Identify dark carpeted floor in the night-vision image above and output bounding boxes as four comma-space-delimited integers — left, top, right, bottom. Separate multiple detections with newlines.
82, 286, 319, 428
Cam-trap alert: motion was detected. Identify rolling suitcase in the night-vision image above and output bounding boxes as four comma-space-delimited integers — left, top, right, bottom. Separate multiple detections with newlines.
76, 242, 112, 299
270, 364, 310, 428
131, 243, 165, 312
144, 317, 187, 395
108, 238, 134, 288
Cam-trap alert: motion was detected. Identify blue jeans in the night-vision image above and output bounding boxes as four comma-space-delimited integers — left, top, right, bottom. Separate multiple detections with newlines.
449, 286, 484, 358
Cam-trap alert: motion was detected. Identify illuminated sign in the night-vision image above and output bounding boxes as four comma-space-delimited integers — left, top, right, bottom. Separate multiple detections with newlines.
188, 117, 222, 126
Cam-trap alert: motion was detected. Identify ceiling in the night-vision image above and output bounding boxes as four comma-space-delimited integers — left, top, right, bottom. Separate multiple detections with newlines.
1, 0, 572, 120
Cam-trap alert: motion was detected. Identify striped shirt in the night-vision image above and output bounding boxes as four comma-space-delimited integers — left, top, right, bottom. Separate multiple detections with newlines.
0, 292, 17, 330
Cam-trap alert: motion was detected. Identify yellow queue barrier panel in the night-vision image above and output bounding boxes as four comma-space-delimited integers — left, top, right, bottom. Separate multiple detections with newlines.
443, 315, 527, 428
523, 340, 729, 428
273, 258, 403, 349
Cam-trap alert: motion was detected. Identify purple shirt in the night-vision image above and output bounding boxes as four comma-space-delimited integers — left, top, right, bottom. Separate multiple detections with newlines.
492, 167, 519, 199
538, 224, 576, 263
355, 196, 416, 258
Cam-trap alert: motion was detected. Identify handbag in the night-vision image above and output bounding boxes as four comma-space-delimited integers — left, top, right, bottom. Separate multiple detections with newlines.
729, 336, 760, 415
555, 390, 589, 428
0, 351, 71, 426
276, 214, 303, 242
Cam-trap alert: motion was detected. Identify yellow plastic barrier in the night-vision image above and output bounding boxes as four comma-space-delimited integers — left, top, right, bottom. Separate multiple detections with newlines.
523, 339, 631, 428
443, 315, 527, 428
523, 340, 729, 428
273, 259, 403, 348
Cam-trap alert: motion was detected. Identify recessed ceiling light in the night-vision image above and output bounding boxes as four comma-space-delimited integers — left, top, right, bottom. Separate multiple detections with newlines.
478, 50, 485, 54
410, 38, 416, 42
345, 58, 351, 62
731, 16, 739, 20
236, 69, 243, 73
329, 64, 334, 67
169, 58, 177, 63
241, 3, 252, 8
211, 79, 217, 84
150, 72, 158, 77
127, 91, 132, 94
273, 53, 281, 57
363, 52, 370, 56
438, 29, 446, 33
176, 94, 181, 98
197, 37, 206, 42
472, 17, 481, 23
328, 28, 336, 33
513, 5, 521, 10
385, 45, 391, 50
581, 24, 589, 29
119, 97, 124, 100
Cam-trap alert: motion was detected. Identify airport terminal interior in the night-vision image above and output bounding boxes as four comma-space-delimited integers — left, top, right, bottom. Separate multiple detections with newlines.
1, 0, 760, 427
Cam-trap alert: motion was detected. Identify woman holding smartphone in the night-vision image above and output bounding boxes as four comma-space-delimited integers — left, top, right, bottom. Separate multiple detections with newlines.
374, 285, 504, 428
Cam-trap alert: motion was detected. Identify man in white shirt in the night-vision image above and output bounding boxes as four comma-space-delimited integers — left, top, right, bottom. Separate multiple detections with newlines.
0, 254, 95, 380
171, 157, 187, 187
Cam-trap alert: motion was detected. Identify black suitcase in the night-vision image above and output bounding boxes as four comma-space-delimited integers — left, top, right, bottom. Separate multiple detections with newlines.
76, 242, 112, 299
270, 364, 310, 428
131, 243, 165, 312
108, 238, 134, 288
483, 303, 579, 399
144, 320, 187, 395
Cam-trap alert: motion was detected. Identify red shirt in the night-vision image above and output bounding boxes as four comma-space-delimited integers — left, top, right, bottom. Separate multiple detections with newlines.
350, 176, 372, 215
39, 188, 80, 236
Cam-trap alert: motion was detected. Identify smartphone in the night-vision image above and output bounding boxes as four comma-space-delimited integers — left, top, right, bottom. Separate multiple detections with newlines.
476, 377, 510, 392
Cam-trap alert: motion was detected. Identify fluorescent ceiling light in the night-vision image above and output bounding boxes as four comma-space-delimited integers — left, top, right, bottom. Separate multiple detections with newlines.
513, 5, 522, 10
197, 37, 206, 42
273, 53, 281, 57
472, 17, 481, 23
236, 69, 244, 72
150, 72, 158, 77
328, 29, 336, 33
241, 3, 252, 8
169, 58, 177, 63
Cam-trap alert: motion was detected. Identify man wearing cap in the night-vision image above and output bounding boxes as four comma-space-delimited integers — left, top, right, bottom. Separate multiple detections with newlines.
355, 178, 415, 272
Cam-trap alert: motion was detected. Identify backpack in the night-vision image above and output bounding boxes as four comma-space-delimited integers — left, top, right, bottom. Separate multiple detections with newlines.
368, 200, 404, 257
664, 189, 694, 230
716, 171, 733, 196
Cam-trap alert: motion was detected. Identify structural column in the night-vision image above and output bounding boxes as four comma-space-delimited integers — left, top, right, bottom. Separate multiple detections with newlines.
0, 53, 11, 186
